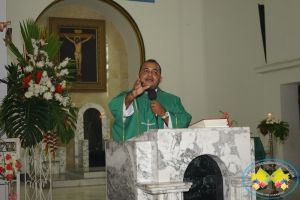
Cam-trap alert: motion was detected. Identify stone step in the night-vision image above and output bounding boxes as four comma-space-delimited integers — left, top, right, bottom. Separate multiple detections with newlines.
65, 167, 106, 179
52, 167, 107, 188
52, 176, 106, 188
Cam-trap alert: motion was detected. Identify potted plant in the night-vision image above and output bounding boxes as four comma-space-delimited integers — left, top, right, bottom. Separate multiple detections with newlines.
257, 116, 289, 142
0, 20, 78, 155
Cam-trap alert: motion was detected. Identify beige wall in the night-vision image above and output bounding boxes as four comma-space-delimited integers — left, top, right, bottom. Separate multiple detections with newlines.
36, 6, 128, 166
0, 0, 7, 195
0, 0, 7, 101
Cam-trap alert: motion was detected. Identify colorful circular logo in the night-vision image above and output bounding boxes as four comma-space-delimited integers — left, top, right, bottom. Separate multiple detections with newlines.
242, 159, 299, 199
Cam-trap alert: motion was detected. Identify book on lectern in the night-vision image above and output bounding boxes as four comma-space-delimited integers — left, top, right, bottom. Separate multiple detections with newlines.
188, 118, 229, 128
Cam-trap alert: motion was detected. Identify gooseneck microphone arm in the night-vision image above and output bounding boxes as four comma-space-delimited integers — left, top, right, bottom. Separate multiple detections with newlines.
147, 90, 159, 129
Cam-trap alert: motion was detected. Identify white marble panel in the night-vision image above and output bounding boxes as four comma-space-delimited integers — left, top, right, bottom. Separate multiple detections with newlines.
231, 176, 256, 200
106, 141, 137, 199
58, 147, 66, 173
78, 140, 89, 168
136, 141, 153, 182
107, 127, 253, 200
154, 128, 251, 183
51, 160, 60, 174
78, 140, 83, 168
83, 140, 89, 168
250, 138, 255, 163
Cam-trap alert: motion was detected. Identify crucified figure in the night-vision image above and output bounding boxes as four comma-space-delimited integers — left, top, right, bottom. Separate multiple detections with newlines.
63, 34, 93, 75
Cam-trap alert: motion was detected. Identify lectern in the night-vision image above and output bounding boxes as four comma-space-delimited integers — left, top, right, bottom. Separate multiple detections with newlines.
106, 127, 256, 200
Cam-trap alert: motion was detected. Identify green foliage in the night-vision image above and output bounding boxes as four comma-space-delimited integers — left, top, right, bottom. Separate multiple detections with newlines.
0, 96, 50, 147
0, 20, 78, 148
257, 119, 289, 142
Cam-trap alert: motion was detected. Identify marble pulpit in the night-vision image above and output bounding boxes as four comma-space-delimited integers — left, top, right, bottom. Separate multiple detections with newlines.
106, 127, 256, 200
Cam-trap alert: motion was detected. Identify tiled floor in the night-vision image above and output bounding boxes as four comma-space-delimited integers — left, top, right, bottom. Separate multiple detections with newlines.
20, 182, 106, 200
17, 177, 300, 199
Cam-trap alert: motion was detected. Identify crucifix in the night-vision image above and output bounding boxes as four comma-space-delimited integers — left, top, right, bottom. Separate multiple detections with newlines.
60, 30, 95, 82
141, 119, 155, 131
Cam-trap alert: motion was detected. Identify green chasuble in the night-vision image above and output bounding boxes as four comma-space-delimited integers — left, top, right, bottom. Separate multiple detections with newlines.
109, 87, 192, 141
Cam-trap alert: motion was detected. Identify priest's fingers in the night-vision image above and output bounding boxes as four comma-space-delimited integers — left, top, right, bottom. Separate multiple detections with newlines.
133, 78, 141, 87
150, 100, 162, 106
132, 83, 146, 97
132, 78, 142, 91
150, 101, 165, 116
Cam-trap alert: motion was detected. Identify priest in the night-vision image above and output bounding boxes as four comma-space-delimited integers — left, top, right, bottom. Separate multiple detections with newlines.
109, 59, 192, 141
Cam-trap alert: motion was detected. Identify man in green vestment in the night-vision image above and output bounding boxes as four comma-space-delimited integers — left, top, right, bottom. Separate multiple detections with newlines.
109, 59, 192, 141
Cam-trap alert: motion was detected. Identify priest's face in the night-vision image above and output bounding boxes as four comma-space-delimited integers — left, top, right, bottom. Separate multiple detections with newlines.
139, 62, 162, 90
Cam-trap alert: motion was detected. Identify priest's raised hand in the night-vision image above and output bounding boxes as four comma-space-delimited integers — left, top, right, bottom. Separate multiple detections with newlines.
124, 75, 150, 109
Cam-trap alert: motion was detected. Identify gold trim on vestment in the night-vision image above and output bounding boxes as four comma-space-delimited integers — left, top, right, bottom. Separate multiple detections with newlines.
123, 90, 164, 139
134, 98, 140, 135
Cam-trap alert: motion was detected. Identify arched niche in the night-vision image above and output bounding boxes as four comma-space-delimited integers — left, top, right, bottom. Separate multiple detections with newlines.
36, 0, 145, 71
183, 154, 230, 200
75, 103, 110, 168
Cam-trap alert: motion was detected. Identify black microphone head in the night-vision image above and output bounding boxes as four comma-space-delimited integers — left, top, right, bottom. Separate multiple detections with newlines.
147, 89, 157, 100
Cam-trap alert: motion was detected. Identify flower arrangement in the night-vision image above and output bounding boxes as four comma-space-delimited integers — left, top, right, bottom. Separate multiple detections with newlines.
0, 20, 78, 155
257, 114, 289, 142
219, 110, 237, 127
0, 152, 22, 200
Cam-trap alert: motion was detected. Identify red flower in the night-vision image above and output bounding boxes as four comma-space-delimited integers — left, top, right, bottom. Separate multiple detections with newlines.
8, 190, 18, 200
221, 111, 229, 119
6, 164, 13, 171
55, 85, 63, 93
0, 166, 4, 173
55, 75, 60, 80
26, 53, 30, 62
6, 174, 14, 180
15, 162, 22, 169
21, 74, 33, 89
64, 116, 69, 130
42, 28, 47, 40
52, 150, 56, 159
36, 71, 42, 84
5, 154, 12, 161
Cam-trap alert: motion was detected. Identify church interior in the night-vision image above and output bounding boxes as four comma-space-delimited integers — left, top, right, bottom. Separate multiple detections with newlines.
1, 0, 300, 199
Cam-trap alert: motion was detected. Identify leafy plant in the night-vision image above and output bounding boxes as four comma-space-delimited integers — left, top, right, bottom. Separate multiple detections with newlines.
257, 118, 289, 142
0, 20, 78, 153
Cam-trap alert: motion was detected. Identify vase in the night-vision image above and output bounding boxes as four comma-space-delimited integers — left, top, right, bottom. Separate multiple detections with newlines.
260, 129, 268, 136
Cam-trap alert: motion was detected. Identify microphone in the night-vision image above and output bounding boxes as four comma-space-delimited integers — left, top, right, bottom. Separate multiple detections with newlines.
147, 89, 159, 129
147, 89, 157, 100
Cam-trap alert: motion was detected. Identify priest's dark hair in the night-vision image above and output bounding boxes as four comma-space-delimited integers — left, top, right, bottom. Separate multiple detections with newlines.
139, 59, 161, 75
